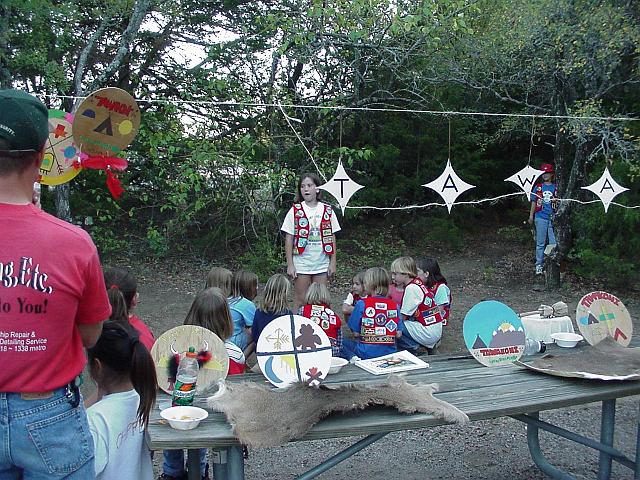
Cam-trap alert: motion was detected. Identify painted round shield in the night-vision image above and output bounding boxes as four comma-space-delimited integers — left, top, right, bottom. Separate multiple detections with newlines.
576, 291, 632, 347
463, 300, 526, 367
257, 314, 333, 388
150, 325, 229, 394
40, 110, 81, 186
72, 87, 140, 157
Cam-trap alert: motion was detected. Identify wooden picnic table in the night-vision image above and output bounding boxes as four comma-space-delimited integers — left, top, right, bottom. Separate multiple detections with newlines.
147, 345, 640, 480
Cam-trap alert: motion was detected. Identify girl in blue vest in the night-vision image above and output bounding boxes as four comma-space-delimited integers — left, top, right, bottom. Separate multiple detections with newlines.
281, 172, 341, 309
341, 267, 402, 360
528, 163, 557, 275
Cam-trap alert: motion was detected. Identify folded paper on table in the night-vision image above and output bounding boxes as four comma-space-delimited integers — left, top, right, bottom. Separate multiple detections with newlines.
355, 350, 429, 375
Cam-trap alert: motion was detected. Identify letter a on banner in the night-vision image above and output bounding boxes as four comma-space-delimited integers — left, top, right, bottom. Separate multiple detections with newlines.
423, 159, 475, 213
319, 160, 364, 214
504, 165, 544, 197
581, 167, 629, 213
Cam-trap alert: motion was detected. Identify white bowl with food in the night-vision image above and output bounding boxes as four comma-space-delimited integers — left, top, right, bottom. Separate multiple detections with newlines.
160, 406, 208, 430
328, 357, 348, 374
550, 332, 584, 348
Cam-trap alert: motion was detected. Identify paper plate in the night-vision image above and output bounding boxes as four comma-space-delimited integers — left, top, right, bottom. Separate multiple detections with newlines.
463, 300, 526, 367
39, 110, 81, 186
576, 291, 632, 347
72, 87, 140, 157
256, 314, 333, 388
150, 325, 229, 394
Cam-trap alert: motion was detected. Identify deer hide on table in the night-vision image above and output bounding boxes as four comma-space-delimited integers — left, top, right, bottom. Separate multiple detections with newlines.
206, 375, 468, 448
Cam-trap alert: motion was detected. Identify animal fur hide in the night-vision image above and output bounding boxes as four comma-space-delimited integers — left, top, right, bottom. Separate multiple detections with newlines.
206, 375, 469, 447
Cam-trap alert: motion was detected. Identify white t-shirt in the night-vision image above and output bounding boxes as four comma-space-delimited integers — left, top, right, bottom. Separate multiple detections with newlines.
281, 202, 341, 275
87, 389, 153, 480
400, 283, 442, 348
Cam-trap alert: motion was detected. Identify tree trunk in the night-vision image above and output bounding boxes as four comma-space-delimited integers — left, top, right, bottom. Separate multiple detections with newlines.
53, 184, 72, 222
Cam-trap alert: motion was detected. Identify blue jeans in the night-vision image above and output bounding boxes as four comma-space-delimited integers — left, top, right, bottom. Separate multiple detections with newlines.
163, 449, 207, 477
535, 216, 556, 267
0, 387, 94, 479
397, 322, 423, 351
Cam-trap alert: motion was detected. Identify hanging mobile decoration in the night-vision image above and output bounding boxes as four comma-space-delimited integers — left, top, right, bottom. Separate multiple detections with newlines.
319, 160, 364, 215
72, 87, 141, 199
39, 110, 82, 186
581, 167, 629, 213
423, 121, 475, 213
423, 159, 475, 213
504, 119, 545, 196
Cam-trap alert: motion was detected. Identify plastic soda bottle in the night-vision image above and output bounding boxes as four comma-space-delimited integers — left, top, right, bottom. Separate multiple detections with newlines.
172, 347, 199, 406
524, 338, 546, 356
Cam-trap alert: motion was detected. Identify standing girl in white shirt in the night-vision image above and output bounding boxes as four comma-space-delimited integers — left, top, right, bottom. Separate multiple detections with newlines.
281, 173, 341, 309
86, 322, 157, 480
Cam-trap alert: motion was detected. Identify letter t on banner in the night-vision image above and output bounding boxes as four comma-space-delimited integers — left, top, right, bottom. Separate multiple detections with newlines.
319, 160, 364, 214
423, 159, 475, 213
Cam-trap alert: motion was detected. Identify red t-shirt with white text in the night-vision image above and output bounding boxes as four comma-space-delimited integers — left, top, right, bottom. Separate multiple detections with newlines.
0, 203, 111, 392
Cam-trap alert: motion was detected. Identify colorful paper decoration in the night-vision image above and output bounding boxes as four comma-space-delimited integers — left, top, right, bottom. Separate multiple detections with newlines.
423, 159, 475, 213
72, 87, 140, 156
576, 291, 632, 347
39, 110, 81, 186
504, 165, 545, 197
150, 325, 229, 394
463, 300, 526, 367
256, 314, 333, 388
581, 167, 629, 213
319, 160, 364, 214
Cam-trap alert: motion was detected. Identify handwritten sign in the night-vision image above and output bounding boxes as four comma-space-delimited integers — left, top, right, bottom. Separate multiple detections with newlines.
463, 301, 526, 367
576, 291, 632, 347
72, 87, 140, 157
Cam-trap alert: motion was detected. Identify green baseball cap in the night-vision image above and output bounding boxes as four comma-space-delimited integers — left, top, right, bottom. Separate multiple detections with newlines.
0, 89, 49, 153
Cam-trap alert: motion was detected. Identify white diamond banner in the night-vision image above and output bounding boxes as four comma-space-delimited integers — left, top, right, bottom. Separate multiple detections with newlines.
581, 167, 629, 213
319, 160, 365, 214
423, 159, 475, 213
505, 165, 545, 197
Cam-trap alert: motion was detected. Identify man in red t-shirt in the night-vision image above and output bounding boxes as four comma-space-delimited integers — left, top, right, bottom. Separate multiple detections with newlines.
0, 89, 111, 478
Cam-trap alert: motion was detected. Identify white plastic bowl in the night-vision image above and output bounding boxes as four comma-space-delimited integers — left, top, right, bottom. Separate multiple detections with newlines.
328, 357, 348, 374
160, 406, 208, 430
551, 332, 583, 348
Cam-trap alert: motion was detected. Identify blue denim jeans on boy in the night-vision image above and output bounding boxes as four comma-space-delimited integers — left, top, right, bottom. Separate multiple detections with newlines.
0, 387, 94, 479
163, 449, 207, 477
535, 216, 556, 268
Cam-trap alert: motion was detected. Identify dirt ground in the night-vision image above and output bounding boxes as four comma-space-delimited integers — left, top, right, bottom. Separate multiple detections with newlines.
120, 230, 639, 479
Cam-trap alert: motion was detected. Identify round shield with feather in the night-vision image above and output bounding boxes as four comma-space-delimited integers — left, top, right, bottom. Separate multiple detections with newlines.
150, 325, 229, 394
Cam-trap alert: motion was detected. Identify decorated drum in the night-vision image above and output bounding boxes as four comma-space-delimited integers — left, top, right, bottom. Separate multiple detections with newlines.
576, 291, 632, 347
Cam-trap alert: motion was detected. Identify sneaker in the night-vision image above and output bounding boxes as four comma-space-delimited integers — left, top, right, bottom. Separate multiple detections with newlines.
535, 265, 543, 275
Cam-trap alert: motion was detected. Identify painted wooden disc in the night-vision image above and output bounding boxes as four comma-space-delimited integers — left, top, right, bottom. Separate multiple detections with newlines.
72, 87, 140, 157
150, 325, 229, 394
39, 110, 81, 186
576, 291, 632, 347
256, 314, 333, 388
463, 300, 526, 367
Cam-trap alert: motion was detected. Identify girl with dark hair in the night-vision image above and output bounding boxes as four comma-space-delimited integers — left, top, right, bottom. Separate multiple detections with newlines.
281, 172, 341, 309
416, 257, 452, 327
227, 270, 258, 352
86, 322, 157, 479
104, 267, 155, 350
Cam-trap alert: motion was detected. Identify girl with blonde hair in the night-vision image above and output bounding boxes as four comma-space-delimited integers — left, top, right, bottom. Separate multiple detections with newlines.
299, 282, 342, 356
341, 267, 401, 360
252, 274, 292, 343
